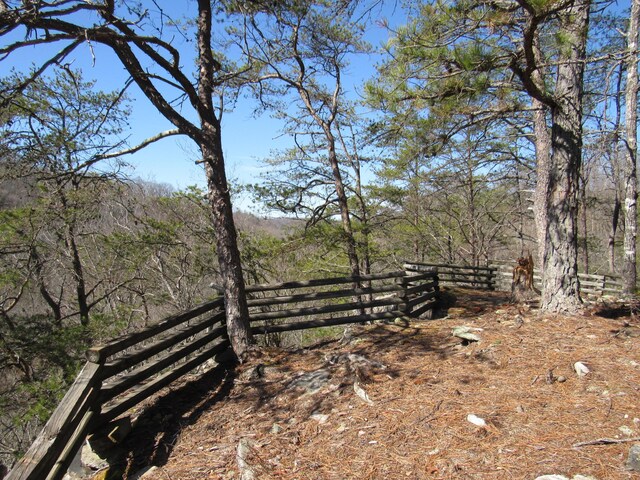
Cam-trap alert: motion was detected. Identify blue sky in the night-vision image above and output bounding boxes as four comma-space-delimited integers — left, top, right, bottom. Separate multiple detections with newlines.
0, 2, 402, 211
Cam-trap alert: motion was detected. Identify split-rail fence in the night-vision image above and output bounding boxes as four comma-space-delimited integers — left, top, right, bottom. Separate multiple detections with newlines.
8, 261, 624, 480
407, 261, 624, 297
7, 268, 438, 480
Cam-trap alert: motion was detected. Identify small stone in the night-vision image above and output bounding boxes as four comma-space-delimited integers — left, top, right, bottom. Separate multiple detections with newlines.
80, 442, 109, 471
354, 381, 374, 405
452, 326, 481, 342
271, 423, 283, 434
619, 425, 635, 437
534, 476, 569, 480
310, 413, 329, 424
574, 362, 590, 377
626, 444, 640, 471
287, 369, 331, 393
557, 376, 567, 383
394, 317, 410, 327
466, 414, 486, 427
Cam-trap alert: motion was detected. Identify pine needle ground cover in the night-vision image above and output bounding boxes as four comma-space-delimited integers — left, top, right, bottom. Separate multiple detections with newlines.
118, 289, 640, 479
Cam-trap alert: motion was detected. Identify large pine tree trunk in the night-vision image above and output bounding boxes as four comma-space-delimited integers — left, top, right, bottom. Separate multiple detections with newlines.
622, 0, 639, 294
202, 136, 253, 359
531, 28, 552, 272
609, 193, 621, 273
540, 0, 590, 313
197, 1, 252, 359
532, 101, 551, 270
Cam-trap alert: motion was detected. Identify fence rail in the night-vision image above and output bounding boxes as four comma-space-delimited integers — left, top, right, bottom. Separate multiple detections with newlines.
247, 270, 438, 335
406, 261, 624, 297
405, 262, 497, 290
9, 260, 626, 479
8, 297, 228, 480
8, 269, 438, 480
491, 263, 623, 297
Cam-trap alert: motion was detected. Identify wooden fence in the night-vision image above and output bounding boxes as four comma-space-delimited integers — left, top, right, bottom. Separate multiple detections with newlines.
405, 262, 497, 290
405, 261, 623, 297
7, 269, 438, 480
247, 270, 439, 335
7, 297, 229, 480
491, 262, 623, 297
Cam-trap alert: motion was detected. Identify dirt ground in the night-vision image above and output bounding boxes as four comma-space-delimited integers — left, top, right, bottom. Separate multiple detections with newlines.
115, 288, 640, 480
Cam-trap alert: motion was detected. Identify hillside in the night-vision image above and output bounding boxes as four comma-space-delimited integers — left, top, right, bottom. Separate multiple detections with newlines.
107, 289, 638, 479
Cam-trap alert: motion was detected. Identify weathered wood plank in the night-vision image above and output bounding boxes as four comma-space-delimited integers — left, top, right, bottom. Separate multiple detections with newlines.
246, 271, 405, 293
98, 340, 230, 425
401, 272, 438, 283
405, 281, 438, 296
436, 274, 493, 283
252, 311, 402, 335
405, 262, 496, 273
406, 291, 438, 308
249, 296, 403, 322
247, 283, 402, 308
99, 313, 225, 379
87, 298, 224, 363
411, 299, 438, 317
435, 272, 495, 282
7, 363, 101, 480
99, 327, 228, 403
46, 409, 95, 480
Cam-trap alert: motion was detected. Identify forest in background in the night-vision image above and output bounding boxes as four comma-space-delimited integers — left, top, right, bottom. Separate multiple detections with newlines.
0, 0, 637, 469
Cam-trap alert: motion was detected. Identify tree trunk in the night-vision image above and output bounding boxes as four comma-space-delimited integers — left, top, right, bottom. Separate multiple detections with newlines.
531, 31, 552, 271
326, 131, 360, 278
197, 0, 252, 359
532, 100, 551, 271
540, 0, 590, 313
202, 136, 253, 359
579, 173, 589, 274
622, 0, 640, 294
66, 224, 90, 325
59, 185, 90, 325
609, 192, 621, 273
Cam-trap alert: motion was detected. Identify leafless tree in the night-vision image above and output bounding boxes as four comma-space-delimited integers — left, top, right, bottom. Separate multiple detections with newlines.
0, 1, 253, 357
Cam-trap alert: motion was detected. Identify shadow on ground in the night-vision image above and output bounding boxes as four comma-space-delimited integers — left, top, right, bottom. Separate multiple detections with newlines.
108, 287, 511, 478
110, 364, 236, 477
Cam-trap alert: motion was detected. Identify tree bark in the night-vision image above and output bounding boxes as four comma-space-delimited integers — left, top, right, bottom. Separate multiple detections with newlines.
622, 0, 640, 295
326, 129, 361, 278
58, 183, 90, 325
540, 1, 590, 313
531, 28, 551, 277
197, 0, 253, 358
608, 193, 621, 273
579, 172, 589, 274
532, 101, 550, 270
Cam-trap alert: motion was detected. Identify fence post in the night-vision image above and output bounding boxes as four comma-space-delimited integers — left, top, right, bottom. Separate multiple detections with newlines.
396, 274, 410, 315
488, 266, 496, 291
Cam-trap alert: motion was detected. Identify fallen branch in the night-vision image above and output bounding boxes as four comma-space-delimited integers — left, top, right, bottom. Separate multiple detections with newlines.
573, 437, 640, 448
